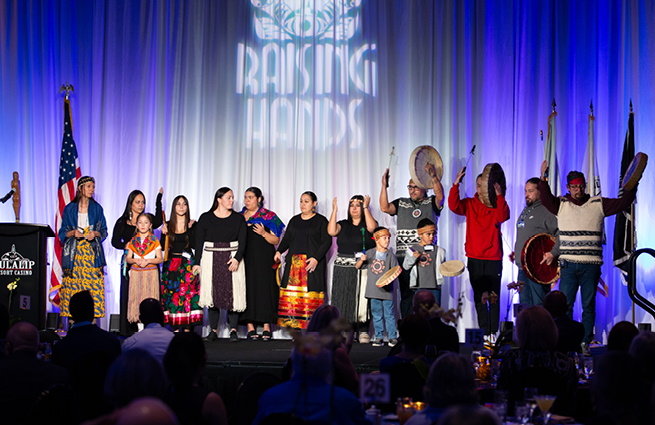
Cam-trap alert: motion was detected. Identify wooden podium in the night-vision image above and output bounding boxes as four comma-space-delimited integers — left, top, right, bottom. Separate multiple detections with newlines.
0, 223, 55, 329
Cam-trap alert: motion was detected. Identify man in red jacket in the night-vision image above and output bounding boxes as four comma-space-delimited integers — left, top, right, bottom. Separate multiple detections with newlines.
449, 166, 510, 338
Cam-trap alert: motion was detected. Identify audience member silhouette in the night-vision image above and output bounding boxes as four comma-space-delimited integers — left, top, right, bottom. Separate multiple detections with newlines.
282, 304, 359, 394
607, 321, 639, 352
589, 351, 649, 425
122, 298, 174, 364
105, 348, 168, 408
405, 353, 478, 425
437, 404, 501, 425
253, 334, 370, 425
629, 331, 655, 389
0, 322, 70, 425
414, 290, 459, 353
542, 290, 584, 353
163, 332, 228, 425
497, 305, 577, 415
51, 290, 121, 420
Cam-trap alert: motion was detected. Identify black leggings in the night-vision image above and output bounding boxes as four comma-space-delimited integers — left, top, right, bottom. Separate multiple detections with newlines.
467, 258, 502, 335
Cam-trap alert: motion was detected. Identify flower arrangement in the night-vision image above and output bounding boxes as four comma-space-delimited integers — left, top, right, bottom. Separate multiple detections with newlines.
7, 277, 20, 324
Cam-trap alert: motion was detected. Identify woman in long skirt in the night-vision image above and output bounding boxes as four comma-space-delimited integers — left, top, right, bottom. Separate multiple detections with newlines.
240, 187, 285, 340
58, 176, 108, 318
327, 195, 377, 342
193, 188, 247, 342
161, 195, 202, 329
274, 191, 331, 330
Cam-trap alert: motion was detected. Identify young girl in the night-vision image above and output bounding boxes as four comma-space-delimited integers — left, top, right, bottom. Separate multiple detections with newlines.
161, 195, 202, 330
127, 213, 163, 324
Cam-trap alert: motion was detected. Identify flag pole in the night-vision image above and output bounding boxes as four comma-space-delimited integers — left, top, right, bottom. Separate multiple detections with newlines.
629, 100, 636, 324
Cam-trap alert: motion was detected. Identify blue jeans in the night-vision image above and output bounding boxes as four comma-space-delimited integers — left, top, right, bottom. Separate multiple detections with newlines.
370, 298, 397, 340
517, 269, 551, 306
559, 261, 601, 344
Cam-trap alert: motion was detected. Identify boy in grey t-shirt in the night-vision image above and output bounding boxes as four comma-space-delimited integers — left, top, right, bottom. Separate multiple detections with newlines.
356, 226, 399, 347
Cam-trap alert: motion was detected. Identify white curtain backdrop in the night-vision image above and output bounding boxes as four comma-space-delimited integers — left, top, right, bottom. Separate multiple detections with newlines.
1, 0, 654, 340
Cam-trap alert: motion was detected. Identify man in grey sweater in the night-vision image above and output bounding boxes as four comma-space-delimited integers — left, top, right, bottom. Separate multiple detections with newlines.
510, 177, 559, 306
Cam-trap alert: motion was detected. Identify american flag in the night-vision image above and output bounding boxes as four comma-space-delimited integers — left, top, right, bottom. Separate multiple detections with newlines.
50, 98, 81, 306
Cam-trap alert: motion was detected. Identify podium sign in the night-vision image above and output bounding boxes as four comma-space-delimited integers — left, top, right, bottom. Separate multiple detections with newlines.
0, 223, 55, 329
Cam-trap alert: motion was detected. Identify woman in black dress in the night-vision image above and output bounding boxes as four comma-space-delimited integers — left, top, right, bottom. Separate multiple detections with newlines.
193, 187, 247, 342
240, 187, 285, 340
111, 188, 163, 336
327, 195, 377, 342
274, 191, 331, 329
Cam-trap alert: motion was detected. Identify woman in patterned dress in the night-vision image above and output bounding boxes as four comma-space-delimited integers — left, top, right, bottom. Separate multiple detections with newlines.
58, 176, 108, 318
160, 195, 202, 330
274, 191, 331, 329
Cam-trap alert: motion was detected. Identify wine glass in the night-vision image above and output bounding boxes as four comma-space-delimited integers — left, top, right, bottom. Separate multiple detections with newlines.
524, 387, 538, 419
534, 394, 557, 424
515, 402, 531, 425
583, 357, 594, 379
396, 397, 414, 425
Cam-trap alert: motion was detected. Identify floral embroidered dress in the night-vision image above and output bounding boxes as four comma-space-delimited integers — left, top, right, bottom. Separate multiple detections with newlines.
160, 224, 202, 327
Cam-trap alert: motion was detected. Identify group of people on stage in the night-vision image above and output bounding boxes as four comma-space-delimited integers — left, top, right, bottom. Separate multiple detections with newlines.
56, 155, 638, 348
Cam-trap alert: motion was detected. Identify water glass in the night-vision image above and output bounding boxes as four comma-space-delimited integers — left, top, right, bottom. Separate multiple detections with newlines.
515, 403, 530, 425
584, 357, 593, 378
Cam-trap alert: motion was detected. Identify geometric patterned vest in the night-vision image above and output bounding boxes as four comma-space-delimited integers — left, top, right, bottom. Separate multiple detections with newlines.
557, 196, 604, 265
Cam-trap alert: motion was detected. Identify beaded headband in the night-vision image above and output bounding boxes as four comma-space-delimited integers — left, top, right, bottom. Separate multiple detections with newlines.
77, 176, 95, 187
417, 224, 436, 235
374, 228, 391, 240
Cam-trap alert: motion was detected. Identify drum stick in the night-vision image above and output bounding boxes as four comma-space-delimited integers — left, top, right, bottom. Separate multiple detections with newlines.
463, 145, 476, 171
385, 147, 395, 188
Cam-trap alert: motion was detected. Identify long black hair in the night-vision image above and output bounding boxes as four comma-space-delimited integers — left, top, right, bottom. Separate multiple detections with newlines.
120, 190, 146, 221
245, 186, 265, 208
209, 187, 232, 212
347, 194, 364, 224
168, 195, 190, 248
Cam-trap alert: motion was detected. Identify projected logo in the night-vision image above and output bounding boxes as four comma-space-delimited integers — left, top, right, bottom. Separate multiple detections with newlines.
237, 0, 377, 149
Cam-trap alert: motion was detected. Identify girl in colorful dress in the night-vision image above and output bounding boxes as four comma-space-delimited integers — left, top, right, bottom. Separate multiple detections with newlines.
58, 176, 108, 318
161, 195, 202, 331
240, 187, 285, 340
274, 191, 331, 329
126, 213, 163, 324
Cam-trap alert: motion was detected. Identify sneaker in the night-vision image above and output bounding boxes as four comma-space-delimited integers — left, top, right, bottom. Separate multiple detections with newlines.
359, 332, 370, 344
371, 338, 384, 347
581, 342, 590, 356
388, 338, 398, 347
203, 331, 218, 342
230, 330, 239, 342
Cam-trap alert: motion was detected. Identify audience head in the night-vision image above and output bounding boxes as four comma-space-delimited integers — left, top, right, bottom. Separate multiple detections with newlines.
591, 351, 648, 424
424, 353, 478, 408
306, 304, 340, 333
437, 404, 501, 425
290, 334, 333, 380
116, 397, 179, 425
399, 314, 429, 353
105, 349, 167, 408
70, 290, 95, 323
164, 332, 207, 388
542, 290, 568, 319
413, 289, 437, 320
629, 331, 655, 385
516, 306, 558, 351
6, 321, 39, 353
139, 298, 165, 326
607, 321, 639, 351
